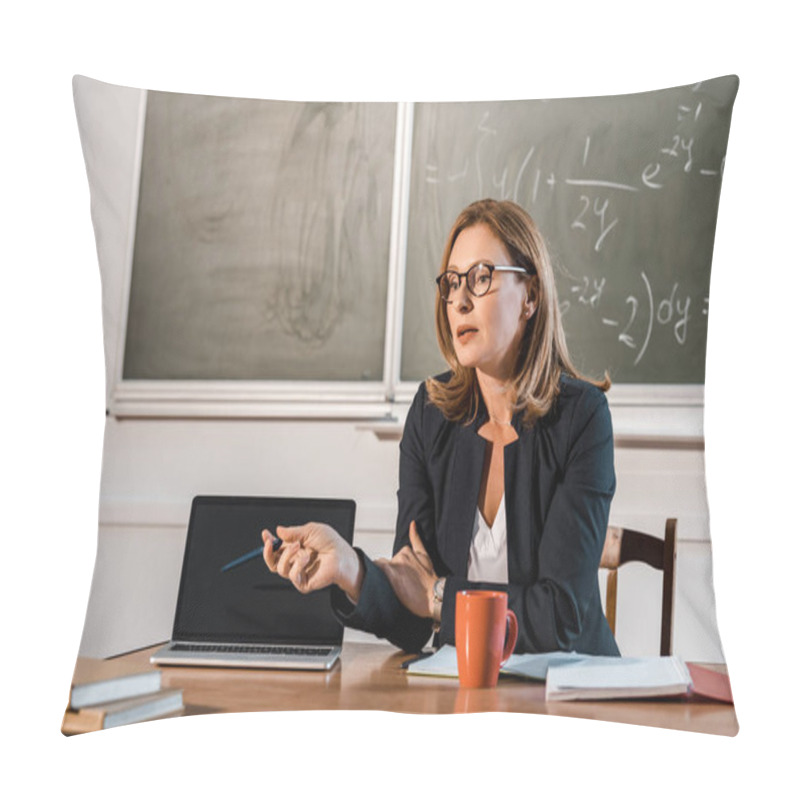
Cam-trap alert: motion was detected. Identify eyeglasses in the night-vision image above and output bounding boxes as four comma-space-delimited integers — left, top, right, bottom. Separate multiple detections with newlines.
435, 262, 530, 303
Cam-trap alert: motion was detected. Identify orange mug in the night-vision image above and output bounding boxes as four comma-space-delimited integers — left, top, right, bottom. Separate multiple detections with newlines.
455, 590, 518, 688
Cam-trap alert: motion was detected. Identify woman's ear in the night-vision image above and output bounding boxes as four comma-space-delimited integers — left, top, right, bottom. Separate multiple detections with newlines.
526, 275, 539, 318
522, 296, 536, 320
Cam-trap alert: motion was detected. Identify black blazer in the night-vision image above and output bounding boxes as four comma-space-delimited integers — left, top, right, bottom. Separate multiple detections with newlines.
332, 373, 620, 656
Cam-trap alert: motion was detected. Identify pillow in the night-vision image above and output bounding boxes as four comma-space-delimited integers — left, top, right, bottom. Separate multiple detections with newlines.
68, 74, 738, 736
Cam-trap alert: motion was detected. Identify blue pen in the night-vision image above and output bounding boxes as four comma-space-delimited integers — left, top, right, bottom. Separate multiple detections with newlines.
220, 536, 282, 572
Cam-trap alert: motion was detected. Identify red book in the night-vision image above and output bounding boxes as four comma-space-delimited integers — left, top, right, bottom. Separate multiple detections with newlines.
687, 663, 734, 704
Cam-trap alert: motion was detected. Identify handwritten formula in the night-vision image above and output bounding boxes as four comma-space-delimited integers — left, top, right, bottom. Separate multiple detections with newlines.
405, 76, 737, 382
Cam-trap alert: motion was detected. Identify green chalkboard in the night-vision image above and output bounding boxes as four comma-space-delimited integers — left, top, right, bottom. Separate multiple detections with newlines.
401, 76, 738, 384
122, 78, 737, 389
124, 92, 397, 381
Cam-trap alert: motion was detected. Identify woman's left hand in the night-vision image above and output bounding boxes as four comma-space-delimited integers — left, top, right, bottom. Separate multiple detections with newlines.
376, 521, 438, 619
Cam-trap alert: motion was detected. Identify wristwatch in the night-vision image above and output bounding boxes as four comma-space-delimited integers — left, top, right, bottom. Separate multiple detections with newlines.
432, 577, 446, 630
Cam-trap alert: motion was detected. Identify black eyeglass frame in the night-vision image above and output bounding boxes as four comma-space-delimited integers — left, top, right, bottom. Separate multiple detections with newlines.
435, 262, 531, 303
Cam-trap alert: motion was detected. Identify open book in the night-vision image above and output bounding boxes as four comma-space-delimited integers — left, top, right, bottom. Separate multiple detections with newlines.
404, 645, 588, 680
404, 646, 731, 703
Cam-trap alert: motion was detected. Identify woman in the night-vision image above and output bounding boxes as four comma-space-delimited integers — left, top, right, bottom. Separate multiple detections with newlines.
263, 198, 619, 656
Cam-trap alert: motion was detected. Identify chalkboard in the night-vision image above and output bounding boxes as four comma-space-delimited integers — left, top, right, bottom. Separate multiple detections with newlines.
401, 76, 738, 384
124, 92, 397, 381
123, 78, 737, 389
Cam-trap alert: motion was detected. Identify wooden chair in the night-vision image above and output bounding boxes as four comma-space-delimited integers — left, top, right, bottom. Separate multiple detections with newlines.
600, 519, 677, 656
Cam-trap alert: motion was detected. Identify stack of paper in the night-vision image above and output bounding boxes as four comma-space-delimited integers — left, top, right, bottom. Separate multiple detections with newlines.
61, 689, 184, 734
62, 667, 184, 735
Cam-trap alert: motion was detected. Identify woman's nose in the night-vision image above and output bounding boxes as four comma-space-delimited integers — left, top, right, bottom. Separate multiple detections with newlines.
452, 281, 473, 311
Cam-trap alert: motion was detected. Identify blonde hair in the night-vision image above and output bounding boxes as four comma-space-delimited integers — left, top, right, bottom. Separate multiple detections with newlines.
426, 199, 610, 427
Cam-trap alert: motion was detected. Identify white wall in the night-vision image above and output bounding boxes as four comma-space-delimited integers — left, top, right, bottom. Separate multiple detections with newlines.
79, 415, 724, 661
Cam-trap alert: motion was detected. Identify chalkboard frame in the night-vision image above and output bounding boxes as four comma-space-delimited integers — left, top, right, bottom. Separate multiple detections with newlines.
109, 93, 718, 436
111, 93, 410, 420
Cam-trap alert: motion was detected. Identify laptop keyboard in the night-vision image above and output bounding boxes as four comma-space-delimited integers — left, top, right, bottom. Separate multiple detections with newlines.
171, 643, 334, 656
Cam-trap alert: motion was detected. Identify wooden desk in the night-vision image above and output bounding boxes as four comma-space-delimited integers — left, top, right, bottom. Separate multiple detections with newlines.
69, 642, 738, 736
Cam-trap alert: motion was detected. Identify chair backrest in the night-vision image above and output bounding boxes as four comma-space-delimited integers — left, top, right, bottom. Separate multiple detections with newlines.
600, 519, 677, 656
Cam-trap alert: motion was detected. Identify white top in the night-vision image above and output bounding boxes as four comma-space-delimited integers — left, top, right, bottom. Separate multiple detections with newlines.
467, 494, 509, 582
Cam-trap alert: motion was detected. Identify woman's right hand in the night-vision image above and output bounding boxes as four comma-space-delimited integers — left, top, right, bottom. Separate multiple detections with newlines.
262, 523, 364, 602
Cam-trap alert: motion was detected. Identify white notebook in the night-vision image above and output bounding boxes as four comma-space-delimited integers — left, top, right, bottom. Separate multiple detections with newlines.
545, 655, 692, 701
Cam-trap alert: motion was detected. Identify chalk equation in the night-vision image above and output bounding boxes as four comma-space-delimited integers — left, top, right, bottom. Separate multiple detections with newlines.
559, 270, 708, 368
423, 85, 727, 258
407, 78, 735, 382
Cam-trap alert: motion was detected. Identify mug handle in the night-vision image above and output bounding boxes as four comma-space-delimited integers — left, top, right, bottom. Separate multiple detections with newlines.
500, 609, 518, 665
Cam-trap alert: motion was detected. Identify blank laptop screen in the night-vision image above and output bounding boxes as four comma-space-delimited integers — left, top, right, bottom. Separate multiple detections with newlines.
172, 496, 356, 646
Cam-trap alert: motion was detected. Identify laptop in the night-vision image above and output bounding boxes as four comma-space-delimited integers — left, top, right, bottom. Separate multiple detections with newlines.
151, 495, 356, 671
